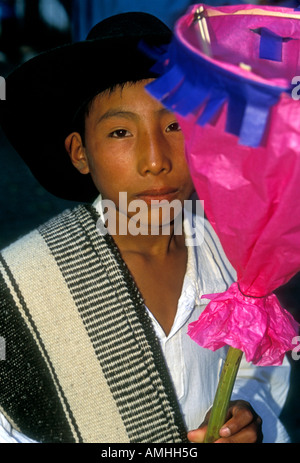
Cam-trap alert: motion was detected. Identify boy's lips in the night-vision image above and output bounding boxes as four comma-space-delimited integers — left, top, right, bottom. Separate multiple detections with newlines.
135, 188, 179, 203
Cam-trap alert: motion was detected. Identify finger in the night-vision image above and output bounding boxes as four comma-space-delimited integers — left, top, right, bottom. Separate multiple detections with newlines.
219, 404, 255, 437
187, 426, 207, 443
216, 421, 259, 444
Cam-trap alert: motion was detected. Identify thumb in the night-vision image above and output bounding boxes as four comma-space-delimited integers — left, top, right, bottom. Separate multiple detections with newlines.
187, 425, 208, 443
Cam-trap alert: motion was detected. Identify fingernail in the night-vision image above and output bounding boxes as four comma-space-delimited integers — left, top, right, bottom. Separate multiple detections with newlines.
220, 426, 231, 437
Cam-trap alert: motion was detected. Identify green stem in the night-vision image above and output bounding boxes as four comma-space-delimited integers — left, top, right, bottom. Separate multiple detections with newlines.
204, 346, 243, 443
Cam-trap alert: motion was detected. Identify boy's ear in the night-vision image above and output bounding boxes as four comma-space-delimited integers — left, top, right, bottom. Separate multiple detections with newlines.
65, 132, 90, 175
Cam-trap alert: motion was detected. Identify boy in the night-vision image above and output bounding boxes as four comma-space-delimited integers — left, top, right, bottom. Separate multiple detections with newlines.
0, 12, 290, 443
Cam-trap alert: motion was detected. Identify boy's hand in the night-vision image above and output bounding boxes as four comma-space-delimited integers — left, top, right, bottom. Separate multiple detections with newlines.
187, 400, 263, 443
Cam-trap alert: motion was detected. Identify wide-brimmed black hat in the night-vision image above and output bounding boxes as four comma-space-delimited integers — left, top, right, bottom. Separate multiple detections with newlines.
0, 12, 171, 202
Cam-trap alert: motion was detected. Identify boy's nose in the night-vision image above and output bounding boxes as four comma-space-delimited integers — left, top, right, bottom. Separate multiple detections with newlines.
137, 131, 171, 176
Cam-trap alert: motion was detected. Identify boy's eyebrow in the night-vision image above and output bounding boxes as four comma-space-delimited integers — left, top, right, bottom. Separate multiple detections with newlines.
96, 108, 138, 125
96, 107, 174, 125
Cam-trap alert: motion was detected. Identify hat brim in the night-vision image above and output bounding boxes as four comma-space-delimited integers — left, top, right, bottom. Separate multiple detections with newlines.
0, 31, 171, 202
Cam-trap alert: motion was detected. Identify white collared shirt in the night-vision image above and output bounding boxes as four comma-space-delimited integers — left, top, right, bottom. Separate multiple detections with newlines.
0, 198, 291, 443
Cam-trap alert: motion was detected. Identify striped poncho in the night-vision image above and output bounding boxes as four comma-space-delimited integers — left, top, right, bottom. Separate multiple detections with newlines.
0, 205, 188, 443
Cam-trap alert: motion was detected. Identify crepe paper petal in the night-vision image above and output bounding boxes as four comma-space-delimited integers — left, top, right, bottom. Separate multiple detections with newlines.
188, 283, 299, 366
175, 92, 300, 299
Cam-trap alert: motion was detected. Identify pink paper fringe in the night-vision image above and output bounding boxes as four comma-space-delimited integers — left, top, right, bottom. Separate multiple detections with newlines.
188, 282, 299, 366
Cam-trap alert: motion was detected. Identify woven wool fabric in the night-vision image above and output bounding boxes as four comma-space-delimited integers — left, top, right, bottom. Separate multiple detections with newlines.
0, 205, 188, 443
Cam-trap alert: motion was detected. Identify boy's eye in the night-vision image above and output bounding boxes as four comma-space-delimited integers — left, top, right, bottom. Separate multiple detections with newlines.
166, 122, 181, 133
109, 129, 131, 138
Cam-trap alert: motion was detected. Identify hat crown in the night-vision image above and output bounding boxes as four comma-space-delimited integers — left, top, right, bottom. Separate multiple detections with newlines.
86, 12, 170, 41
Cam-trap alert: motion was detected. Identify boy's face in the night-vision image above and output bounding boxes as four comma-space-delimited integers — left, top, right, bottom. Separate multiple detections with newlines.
68, 79, 195, 229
